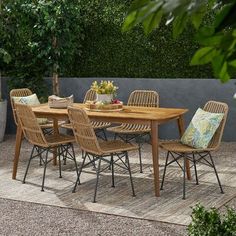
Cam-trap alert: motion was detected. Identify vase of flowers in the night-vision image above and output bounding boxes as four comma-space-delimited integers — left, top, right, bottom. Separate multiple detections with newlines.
91, 80, 118, 103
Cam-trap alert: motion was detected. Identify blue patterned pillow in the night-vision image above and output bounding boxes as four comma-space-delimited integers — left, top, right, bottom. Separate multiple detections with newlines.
181, 108, 224, 149
13, 94, 48, 125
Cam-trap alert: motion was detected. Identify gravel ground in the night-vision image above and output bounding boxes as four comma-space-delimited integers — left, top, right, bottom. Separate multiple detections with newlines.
0, 198, 187, 236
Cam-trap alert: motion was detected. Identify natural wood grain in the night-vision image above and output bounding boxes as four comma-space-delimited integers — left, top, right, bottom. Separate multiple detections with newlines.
12, 125, 23, 179
13, 103, 188, 197
177, 115, 191, 180
53, 118, 59, 166
151, 120, 159, 197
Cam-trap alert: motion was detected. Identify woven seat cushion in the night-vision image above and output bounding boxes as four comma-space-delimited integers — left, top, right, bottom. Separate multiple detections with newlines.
12, 94, 48, 125
181, 108, 224, 149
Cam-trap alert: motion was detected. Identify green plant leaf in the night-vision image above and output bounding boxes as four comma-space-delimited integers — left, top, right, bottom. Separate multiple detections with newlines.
128, 0, 150, 13
173, 12, 188, 38
212, 54, 225, 76
190, 47, 217, 65
123, 1, 162, 32
229, 59, 236, 67
219, 62, 230, 82
122, 11, 138, 32
191, 4, 207, 29
143, 9, 163, 34
214, 2, 235, 29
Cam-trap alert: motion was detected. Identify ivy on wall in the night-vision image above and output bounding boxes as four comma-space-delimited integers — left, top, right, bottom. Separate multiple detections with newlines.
1, 0, 214, 99
71, 0, 213, 78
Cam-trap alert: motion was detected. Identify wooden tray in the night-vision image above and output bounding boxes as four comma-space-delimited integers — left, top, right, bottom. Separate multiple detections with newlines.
85, 102, 123, 111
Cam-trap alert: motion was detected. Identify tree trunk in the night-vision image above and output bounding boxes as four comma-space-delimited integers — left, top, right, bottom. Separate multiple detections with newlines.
52, 71, 59, 96
52, 36, 59, 96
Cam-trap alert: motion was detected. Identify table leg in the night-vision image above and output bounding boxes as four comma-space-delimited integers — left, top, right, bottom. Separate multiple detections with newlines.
53, 118, 59, 166
151, 120, 160, 197
12, 125, 23, 179
177, 115, 191, 180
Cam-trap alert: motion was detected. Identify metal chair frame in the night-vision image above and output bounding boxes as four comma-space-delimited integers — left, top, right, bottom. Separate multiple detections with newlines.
68, 107, 137, 203
108, 90, 159, 173
15, 103, 79, 191
160, 101, 228, 199
73, 150, 135, 203
23, 143, 79, 191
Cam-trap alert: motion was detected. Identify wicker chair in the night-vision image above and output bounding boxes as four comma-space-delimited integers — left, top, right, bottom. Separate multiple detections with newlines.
15, 103, 79, 191
62, 88, 111, 140
160, 101, 229, 199
107, 90, 159, 173
68, 106, 138, 203
10, 88, 61, 134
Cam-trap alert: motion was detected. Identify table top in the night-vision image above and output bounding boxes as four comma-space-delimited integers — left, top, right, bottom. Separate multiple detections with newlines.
32, 103, 188, 122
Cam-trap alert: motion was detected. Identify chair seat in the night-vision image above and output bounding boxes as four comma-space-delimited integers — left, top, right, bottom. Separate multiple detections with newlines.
107, 124, 151, 134
91, 121, 111, 129
159, 140, 214, 153
99, 140, 138, 154
61, 122, 111, 130
40, 120, 66, 129
45, 134, 75, 147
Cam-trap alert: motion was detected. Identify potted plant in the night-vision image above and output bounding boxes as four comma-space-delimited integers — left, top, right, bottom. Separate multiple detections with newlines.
0, 48, 11, 142
0, 77, 7, 142
91, 80, 118, 103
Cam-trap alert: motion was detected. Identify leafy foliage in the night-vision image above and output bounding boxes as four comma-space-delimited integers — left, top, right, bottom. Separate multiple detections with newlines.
75, 0, 212, 78
188, 204, 236, 236
1, 0, 83, 98
123, 0, 236, 82
1, 0, 215, 89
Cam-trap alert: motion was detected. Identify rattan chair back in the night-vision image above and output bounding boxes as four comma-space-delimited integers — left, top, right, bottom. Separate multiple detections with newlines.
15, 103, 48, 147
10, 88, 33, 125
127, 90, 159, 107
68, 107, 102, 155
203, 101, 228, 150
83, 89, 96, 103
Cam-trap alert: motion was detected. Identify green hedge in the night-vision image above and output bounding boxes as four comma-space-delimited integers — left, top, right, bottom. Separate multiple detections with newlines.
70, 0, 213, 78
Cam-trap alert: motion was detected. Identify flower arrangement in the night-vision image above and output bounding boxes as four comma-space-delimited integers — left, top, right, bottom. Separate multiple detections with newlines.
91, 80, 118, 95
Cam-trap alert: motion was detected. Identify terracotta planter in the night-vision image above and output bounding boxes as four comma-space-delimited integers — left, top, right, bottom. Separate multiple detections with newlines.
0, 100, 7, 142
96, 93, 113, 103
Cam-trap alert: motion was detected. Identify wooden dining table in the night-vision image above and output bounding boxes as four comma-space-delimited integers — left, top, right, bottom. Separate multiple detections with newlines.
12, 103, 190, 197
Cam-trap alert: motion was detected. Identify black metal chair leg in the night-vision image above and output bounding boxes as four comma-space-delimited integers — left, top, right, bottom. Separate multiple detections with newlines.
111, 153, 115, 187
208, 153, 224, 194
160, 151, 170, 190
93, 158, 102, 203
23, 146, 36, 184
71, 143, 80, 184
58, 146, 62, 178
63, 146, 67, 165
38, 147, 43, 166
72, 152, 87, 193
102, 129, 107, 141
183, 154, 186, 200
125, 152, 136, 197
114, 133, 117, 140
41, 149, 49, 192
192, 153, 199, 185
138, 143, 143, 173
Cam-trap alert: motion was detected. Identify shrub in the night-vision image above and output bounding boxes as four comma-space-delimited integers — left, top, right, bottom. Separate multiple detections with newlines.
1, 0, 83, 98
74, 0, 213, 78
188, 204, 236, 236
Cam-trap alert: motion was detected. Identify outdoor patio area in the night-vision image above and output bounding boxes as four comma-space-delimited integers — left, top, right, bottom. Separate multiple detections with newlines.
1, 135, 236, 234
1, 1, 236, 235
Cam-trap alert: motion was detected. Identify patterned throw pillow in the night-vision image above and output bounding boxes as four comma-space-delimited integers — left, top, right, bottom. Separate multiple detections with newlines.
13, 94, 48, 125
181, 108, 224, 149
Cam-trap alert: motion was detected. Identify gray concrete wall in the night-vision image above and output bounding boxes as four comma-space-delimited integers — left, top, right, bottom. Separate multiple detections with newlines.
3, 77, 236, 141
